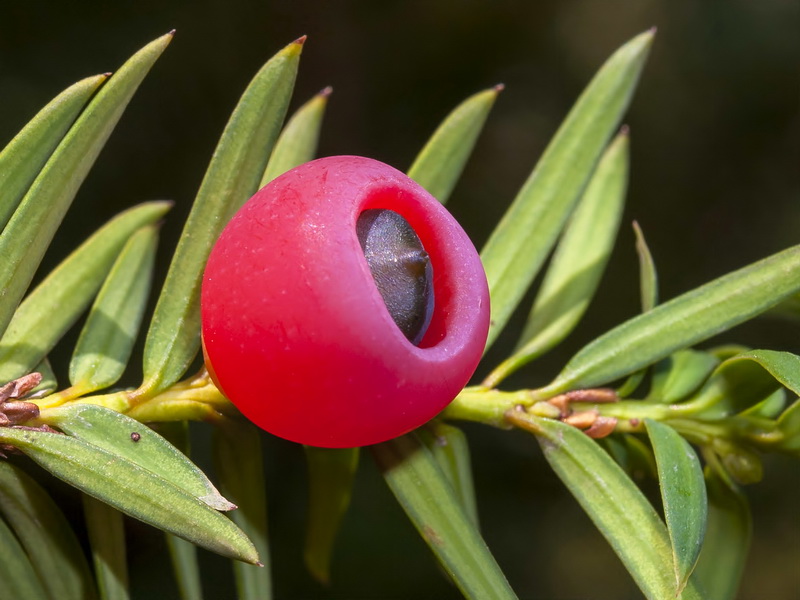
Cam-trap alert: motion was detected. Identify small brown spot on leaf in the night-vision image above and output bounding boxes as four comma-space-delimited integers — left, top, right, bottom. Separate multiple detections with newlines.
422, 525, 443, 546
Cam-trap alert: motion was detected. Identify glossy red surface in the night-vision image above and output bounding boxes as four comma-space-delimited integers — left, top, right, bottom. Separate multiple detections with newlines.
201, 156, 489, 447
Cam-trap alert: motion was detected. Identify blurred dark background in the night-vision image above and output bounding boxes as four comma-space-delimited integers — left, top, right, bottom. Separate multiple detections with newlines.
1, 1, 798, 598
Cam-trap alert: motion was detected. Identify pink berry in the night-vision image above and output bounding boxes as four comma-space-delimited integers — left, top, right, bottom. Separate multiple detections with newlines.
201, 156, 490, 447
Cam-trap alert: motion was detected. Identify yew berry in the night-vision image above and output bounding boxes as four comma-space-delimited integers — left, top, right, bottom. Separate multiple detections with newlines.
201, 156, 490, 447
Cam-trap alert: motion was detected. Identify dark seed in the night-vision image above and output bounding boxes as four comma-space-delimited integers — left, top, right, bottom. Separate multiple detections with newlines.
357, 209, 434, 345
131, 432, 141, 442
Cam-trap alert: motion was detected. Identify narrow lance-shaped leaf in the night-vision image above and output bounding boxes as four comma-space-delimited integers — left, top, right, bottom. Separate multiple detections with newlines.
485, 130, 629, 386
600, 433, 657, 480
645, 419, 707, 594
615, 221, 659, 397
0, 509, 49, 600
645, 349, 720, 403
480, 30, 653, 350
740, 387, 786, 419
417, 422, 480, 527
372, 434, 517, 600
260, 86, 331, 186
0, 427, 259, 564
728, 350, 800, 396
519, 130, 629, 350
70, 224, 159, 394
407, 85, 501, 204
158, 422, 204, 600
0, 462, 97, 600
142, 38, 303, 395
303, 445, 359, 584
82, 494, 129, 600
633, 220, 658, 311
0, 74, 108, 230
537, 244, 800, 397
0, 33, 172, 340
213, 421, 271, 600
47, 403, 234, 511
0, 202, 171, 384
680, 350, 798, 419
166, 523, 204, 600
694, 463, 752, 600
506, 411, 703, 600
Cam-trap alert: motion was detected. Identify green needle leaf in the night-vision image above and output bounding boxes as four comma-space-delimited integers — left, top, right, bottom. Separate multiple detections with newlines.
260, 86, 331, 186
407, 85, 501, 204
0, 202, 171, 384
600, 433, 657, 480
681, 350, 800, 418
142, 37, 303, 395
613, 221, 659, 398
646, 350, 720, 403
727, 350, 800, 396
213, 421, 271, 599
166, 535, 204, 600
0, 509, 50, 600
539, 244, 800, 396
372, 434, 517, 600
417, 422, 480, 527
694, 465, 751, 600
0, 74, 108, 230
47, 403, 234, 511
633, 220, 658, 311
518, 130, 628, 351
0, 462, 97, 600
645, 419, 707, 594
70, 224, 159, 393
0, 32, 172, 340
0, 427, 259, 563
82, 494, 129, 600
480, 30, 653, 350
166, 534, 204, 600
486, 130, 629, 385
507, 412, 702, 600
303, 445, 359, 584
158, 422, 204, 600
740, 388, 786, 419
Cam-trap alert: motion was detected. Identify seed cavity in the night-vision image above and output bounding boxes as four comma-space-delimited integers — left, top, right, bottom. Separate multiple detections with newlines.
357, 209, 434, 345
